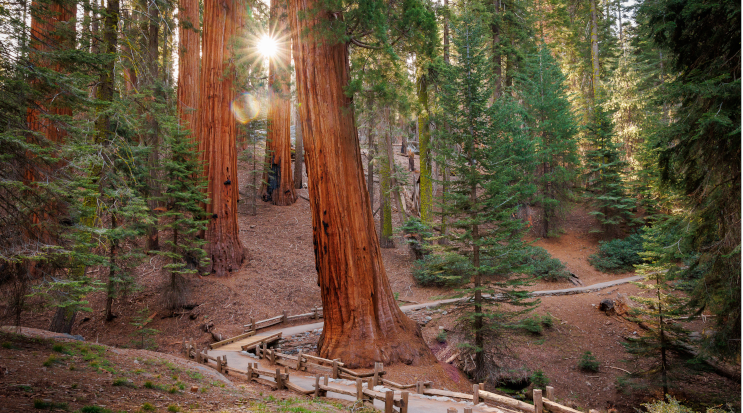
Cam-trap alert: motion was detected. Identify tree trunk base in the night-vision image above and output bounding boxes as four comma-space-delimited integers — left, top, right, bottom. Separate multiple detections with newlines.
207, 238, 247, 276
318, 317, 433, 368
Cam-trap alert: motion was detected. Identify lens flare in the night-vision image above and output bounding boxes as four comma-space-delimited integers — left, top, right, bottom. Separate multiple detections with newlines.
231, 93, 261, 124
257, 35, 278, 58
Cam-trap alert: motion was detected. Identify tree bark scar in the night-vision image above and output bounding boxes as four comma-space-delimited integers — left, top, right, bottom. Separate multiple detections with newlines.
322, 220, 329, 236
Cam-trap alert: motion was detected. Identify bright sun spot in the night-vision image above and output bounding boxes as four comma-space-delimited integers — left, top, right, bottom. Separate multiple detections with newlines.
257, 35, 278, 58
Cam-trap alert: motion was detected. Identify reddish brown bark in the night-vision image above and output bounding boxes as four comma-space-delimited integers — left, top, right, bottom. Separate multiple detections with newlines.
177, 0, 199, 137
261, 0, 297, 206
24, 0, 75, 248
197, 0, 247, 276
289, 0, 431, 367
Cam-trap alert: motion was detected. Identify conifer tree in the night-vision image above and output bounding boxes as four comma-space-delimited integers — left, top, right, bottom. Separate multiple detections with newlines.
517, 46, 579, 237
156, 126, 210, 310
636, 0, 740, 359
583, 106, 637, 236
431, 6, 537, 379
623, 224, 693, 395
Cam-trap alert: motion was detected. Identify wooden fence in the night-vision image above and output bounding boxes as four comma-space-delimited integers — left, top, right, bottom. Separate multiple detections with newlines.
243, 307, 324, 332
184, 338, 598, 413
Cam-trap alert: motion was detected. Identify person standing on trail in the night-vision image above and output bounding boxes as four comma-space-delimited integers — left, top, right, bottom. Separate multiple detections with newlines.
408, 148, 415, 172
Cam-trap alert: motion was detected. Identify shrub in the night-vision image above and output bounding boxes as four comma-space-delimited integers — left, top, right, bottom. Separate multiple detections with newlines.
519, 315, 552, 335
167, 405, 181, 412
141, 402, 156, 411
527, 247, 570, 281
52, 344, 69, 354
578, 351, 600, 372
412, 252, 471, 287
81, 407, 112, 413
113, 378, 136, 388
588, 233, 644, 273
530, 370, 549, 390
34, 400, 68, 410
143, 381, 155, 389
436, 330, 447, 343
42, 354, 59, 367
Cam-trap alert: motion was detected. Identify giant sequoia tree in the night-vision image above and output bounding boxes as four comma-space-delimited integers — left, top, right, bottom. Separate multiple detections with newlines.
197, 0, 247, 276
289, 0, 432, 367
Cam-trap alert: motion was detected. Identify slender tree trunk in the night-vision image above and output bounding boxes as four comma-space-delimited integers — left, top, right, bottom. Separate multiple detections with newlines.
198, 0, 247, 276
379, 113, 394, 248
289, 0, 430, 367
589, 0, 599, 108
294, 103, 304, 189
417, 73, 432, 225
177, 0, 200, 138
441, 0, 450, 240
387, 110, 407, 225
122, 10, 137, 93
145, 0, 161, 251
366, 115, 375, 213
261, 0, 296, 206
492, 0, 502, 99
105, 214, 117, 321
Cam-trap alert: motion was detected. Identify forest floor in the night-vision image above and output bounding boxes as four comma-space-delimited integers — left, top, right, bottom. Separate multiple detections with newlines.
1, 145, 739, 412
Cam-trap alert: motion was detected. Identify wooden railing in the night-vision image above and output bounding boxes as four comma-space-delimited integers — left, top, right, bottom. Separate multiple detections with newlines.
184, 338, 597, 413
243, 307, 323, 332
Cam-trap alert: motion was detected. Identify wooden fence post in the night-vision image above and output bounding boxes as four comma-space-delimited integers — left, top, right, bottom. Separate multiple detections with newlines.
464, 408, 472, 413
282, 310, 288, 323
545, 386, 554, 400
247, 363, 253, 381
276, 368, 283, 389
313, 307, 318, 319
324, 375, 329, 386
385, 390, 393, 413
332, 359, 339, 379
270, 349, 276, 365
297, 350, 303, 371
401, 391, 409, 413
314, 375, 320, 398
189, 338, 194, 357
356, 378, 363, 402
447, 408, 456, 413
473, 384, 479, 404
373, 363, 381, 387
416, 381, 422, 394
250, 317, 255, 331
534, 389, 543, 413
367, 377, 374, 390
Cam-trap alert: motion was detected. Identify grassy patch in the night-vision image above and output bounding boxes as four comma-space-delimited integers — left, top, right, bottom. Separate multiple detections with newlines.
43, 354, 62, 367
141, 402, 156, 411
81, 407, 113, 413
113, 378, 136, 388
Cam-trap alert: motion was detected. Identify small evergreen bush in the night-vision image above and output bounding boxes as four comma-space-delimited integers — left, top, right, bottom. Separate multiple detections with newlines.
530, 370, 549, 390
412, 252, 471, 286
588, 233, 644, 273
527, 247, 570, 281
578, 351, 600, 372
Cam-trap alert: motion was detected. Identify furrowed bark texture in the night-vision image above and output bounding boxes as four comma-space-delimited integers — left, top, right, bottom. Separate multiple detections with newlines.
198, 0, 246, 276
261, 0, 296, 206
25, 0, 75, 244
289, 0, 430, 368
177, 0, 200, 137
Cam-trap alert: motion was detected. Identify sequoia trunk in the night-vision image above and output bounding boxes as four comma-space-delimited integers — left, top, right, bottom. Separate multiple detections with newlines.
289, 0, 430, 367
177, 0, 200, 136
261, 0, 297, 206
197, 0, 247, 276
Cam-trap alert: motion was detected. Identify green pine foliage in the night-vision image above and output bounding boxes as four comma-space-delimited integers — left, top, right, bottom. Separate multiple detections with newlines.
429, 7, 538, 380
636, 0, 741, 360
517, 46, 579, 237
588, 233, 644, 273
583, 105, 639, 236
156, 126, 210, 310
623, 224, 695, 394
